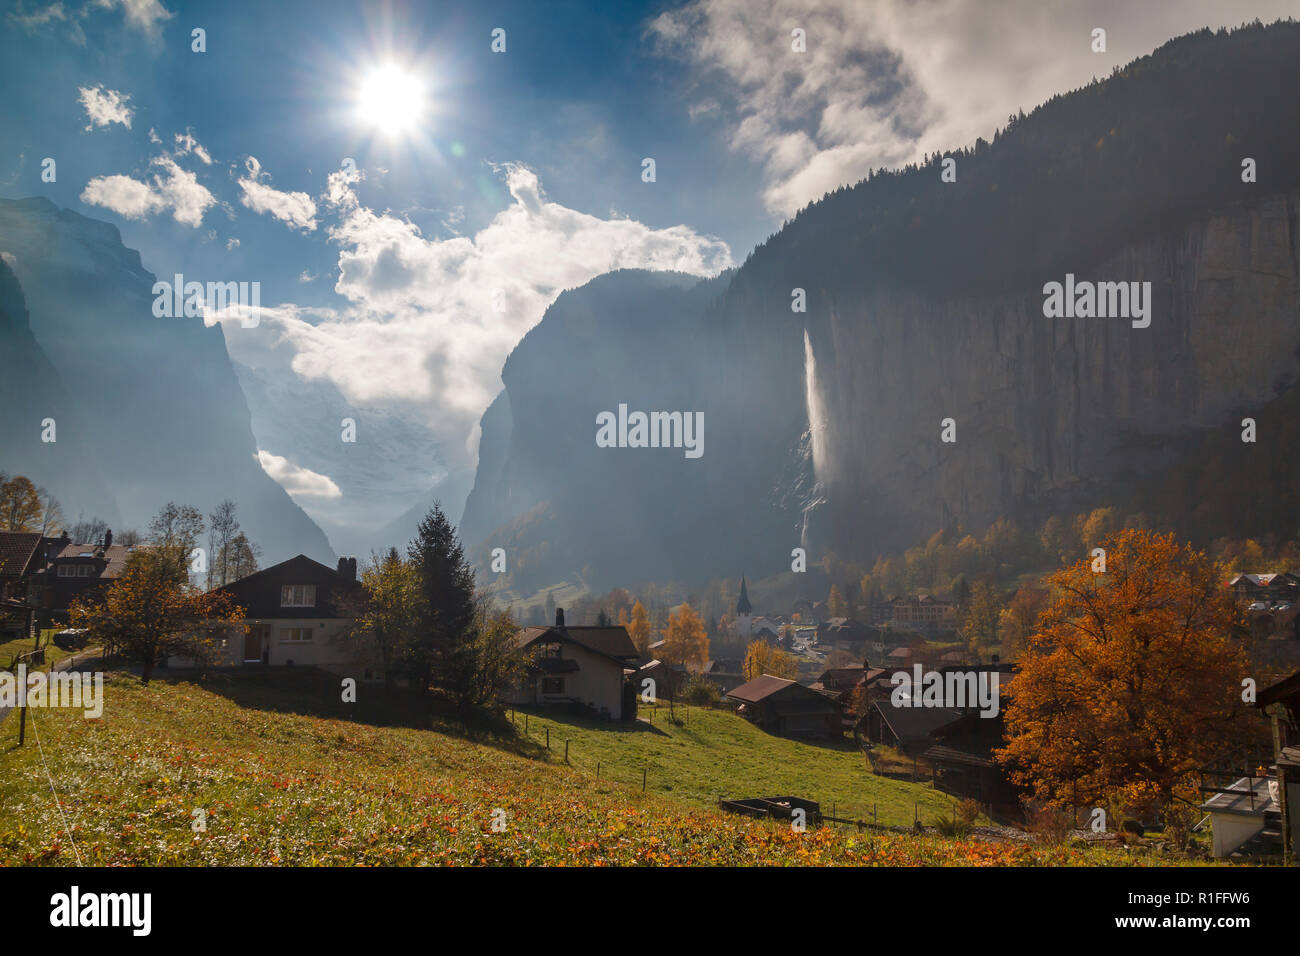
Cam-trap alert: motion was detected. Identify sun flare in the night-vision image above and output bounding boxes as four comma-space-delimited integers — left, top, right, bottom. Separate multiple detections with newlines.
356, 63, 427, 135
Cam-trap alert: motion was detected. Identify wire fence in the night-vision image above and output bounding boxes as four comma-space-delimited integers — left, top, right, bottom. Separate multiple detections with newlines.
506, 704, 934, 830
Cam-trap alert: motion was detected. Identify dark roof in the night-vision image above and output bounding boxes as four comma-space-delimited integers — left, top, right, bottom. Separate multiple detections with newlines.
0, 532, 43, 579
1258, 670, 1300, 709
214, 554, 361, 618
49, 541, 137, 578
726, 674, 842, 705
872, 701, 964, 742
518, 624, 639, 662
727, 674, 796, 703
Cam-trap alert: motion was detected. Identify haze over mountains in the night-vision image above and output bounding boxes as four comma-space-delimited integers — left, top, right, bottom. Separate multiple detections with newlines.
0, 197, 333, 563
460, 23, 1300, 593
4, 23, 1300, 597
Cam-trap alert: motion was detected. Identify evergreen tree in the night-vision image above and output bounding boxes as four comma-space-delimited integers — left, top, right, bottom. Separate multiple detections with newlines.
407, 503, 477, 699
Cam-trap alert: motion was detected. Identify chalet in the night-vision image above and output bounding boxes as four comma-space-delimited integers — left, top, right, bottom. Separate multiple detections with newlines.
870, 594, 958, 634
810, 665, 869, 731
726, 674, 842, 739
512, 608, 640, 720
1229, 572, 1300, 605
0, 531, 45, 642
865, 699, 963, 754
634, 658, 684, 700
812, 665, 866, 694
210, 554, 363, 674
923, 711, 1021, 817
35, 532, 136, 624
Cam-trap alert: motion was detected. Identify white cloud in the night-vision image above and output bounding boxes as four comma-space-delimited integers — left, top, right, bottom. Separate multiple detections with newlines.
215, 162, 731, 476
81, 155, 215, 227
8, 3, 67, 29
650, 0, 1300, 218
238, 157, 318, 231
226, 237, 240, 250
174, 131, 212, 164
94, 0, 172, 38
80, 173, 163, 219
256, 450, 342, 499
78, 85, 133, 130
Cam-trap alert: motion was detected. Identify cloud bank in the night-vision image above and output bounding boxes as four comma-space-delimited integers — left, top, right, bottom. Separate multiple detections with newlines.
650, 0, 1300, 218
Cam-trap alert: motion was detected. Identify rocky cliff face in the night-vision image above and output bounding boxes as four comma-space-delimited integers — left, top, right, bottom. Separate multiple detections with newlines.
0, 197, 334, 562
462, 196, 1300, 590
797, 190, 1300, 553
462, 24, 1300, 590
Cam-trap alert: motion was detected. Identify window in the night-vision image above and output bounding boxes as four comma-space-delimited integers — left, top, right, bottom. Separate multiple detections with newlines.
281, 627, 312, 643
57, 565, 93, 578
541, 677, 565, 695
280, 584, 316, 607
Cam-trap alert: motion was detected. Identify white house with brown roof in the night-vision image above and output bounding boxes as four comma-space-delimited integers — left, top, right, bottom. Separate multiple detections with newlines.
510, 608, 640, 720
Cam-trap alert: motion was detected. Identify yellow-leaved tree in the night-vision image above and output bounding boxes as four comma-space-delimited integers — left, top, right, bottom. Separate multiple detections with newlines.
743, 640, 799, 681
661, 603, 709, 673
627, 600, 652, 657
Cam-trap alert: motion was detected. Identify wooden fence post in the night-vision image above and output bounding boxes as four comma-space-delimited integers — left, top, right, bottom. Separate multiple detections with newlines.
545, 727, 549, 750
564, 739, 569, 763
642, 769, 647, 792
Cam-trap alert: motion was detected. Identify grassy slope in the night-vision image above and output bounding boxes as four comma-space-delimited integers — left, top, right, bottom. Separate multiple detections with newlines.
0, 671, 1214, 866
0, 630, 73, 671
509, 703, 950, 825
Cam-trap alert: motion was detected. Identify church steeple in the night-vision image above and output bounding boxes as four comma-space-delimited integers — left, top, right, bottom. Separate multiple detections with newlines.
736, 575, 752, 615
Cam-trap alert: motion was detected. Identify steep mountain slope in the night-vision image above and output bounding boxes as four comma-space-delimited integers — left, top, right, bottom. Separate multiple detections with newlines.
460, 267, 797, 594
0, 255, 117, 522
461, 23, 1300, 590
0, 197, 333, 562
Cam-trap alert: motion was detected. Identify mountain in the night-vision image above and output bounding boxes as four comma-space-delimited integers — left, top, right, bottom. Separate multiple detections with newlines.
460, 22, 1300, 593
459, 266, 802, 595
231, 360, 458, 556
0, 197, 333, 563
0, 254, 118, 522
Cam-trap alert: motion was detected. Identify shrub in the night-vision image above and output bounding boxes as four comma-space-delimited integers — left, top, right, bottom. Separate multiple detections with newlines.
681, 674, 721, 707
932, 798, 981, 836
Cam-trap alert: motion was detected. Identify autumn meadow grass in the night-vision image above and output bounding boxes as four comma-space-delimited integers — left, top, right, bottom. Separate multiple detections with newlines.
0, 670, 1224, 866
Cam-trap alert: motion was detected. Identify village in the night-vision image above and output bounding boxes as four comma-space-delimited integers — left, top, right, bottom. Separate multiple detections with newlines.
3, 504, 1299, 867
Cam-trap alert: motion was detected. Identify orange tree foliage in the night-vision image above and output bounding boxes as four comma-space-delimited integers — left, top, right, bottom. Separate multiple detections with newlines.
71, 550, 246, 683
627, 600, 652, 656
996, 529, 1253, 810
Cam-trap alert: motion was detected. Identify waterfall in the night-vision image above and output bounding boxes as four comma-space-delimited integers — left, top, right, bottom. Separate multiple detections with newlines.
801, 328, 828, 553
803, 328, 828, 479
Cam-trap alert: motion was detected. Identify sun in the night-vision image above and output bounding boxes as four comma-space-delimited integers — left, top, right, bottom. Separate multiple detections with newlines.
355, 63, 427, 136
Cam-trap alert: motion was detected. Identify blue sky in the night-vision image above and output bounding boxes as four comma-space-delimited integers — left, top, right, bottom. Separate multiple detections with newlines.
5, 0, 1299, 548
1, 0, 770, 306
